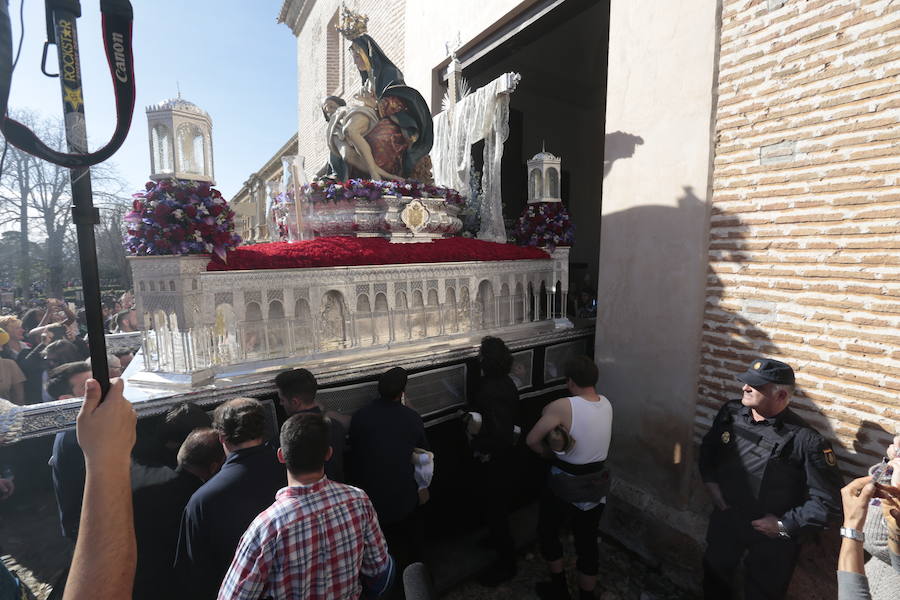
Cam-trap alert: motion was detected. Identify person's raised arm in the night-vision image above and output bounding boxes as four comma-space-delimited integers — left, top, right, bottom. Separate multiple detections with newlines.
63, 378, 137, 600
526, 400, 564, 459
838, 476, 874, 577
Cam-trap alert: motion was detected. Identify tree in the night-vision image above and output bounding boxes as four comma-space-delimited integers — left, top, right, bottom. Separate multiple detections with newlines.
96, 200, 133, 289
0, 110, 36, 298
0, 231, 45, 290
0, 112, 130, 298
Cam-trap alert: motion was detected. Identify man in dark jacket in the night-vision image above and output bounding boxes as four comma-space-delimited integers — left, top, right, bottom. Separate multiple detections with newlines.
350, 367, 429, 568
132, 428, 224, 600
698, 358, 843, 599
174, 397, 285, 600
275, 368, 346, 482
47, 361, 94, 540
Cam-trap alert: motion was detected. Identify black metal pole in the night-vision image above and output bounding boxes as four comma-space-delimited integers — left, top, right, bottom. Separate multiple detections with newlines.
47, 0, 109, 396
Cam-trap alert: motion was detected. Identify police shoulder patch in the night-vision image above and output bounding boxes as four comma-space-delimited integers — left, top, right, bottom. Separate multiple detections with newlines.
823, 448, 837, 467
721, 431, 731, 444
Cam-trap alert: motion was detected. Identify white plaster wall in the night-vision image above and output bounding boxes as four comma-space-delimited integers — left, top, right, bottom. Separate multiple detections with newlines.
402, 0, 523, 105
596, 0, 719, 505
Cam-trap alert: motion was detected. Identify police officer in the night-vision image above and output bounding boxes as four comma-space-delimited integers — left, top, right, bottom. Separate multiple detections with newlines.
699, 358, 843, 599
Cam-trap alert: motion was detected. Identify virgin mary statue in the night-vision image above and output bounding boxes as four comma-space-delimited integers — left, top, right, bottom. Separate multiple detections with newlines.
331, 9, 434, 183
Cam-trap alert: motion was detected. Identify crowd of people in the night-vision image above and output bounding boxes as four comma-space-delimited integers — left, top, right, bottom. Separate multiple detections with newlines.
20, 334, 612, 599
0, 290, 139, 409
0, 322, 898, 599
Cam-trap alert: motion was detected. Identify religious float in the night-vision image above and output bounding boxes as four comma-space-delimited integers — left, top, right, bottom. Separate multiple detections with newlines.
8, 8, 592, 447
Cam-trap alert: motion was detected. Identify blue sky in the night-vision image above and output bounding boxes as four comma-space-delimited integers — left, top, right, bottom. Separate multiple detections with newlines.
6, 0, 297, 199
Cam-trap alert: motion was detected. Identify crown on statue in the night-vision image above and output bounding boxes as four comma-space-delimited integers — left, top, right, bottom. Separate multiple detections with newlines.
337, 7, 368, 40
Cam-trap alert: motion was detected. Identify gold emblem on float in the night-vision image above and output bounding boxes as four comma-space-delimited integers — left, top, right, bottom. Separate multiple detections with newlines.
400, 199, 430, 233
721, 431, 731, 444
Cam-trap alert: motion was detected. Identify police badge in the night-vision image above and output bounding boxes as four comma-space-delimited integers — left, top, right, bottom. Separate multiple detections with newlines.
823, 448, 837, 467
721, 431, 731, 444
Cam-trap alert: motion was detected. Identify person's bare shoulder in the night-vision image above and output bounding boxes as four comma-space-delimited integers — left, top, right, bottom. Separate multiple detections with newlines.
539, 397, 570, 421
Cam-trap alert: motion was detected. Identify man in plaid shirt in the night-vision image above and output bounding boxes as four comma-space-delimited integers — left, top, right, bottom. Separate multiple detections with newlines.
218, 413, 394, 600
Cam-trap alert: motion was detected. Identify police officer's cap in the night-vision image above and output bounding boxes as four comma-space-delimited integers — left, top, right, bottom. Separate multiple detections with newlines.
737, 358, 795, 387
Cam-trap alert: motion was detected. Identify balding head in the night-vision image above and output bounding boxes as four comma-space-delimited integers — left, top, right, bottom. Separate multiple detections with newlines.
177, 428, 225, 482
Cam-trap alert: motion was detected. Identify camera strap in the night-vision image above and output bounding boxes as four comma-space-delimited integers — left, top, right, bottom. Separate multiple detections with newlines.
0, 0, 135, 168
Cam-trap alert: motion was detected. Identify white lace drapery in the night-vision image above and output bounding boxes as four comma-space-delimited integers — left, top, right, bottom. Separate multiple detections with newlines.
432, 72, 521, 243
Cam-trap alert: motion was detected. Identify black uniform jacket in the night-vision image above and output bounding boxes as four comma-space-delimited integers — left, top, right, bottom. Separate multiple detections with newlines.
698, 400, 843, 538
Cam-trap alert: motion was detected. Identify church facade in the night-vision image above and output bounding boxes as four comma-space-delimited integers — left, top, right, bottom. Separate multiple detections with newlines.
273, 1, 899, 595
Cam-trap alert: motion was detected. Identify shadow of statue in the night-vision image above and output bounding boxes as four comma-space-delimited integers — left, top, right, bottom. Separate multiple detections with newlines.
603, 131, 644, 178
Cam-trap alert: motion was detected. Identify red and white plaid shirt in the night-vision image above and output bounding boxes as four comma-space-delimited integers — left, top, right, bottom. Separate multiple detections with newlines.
217, 477, 390, 600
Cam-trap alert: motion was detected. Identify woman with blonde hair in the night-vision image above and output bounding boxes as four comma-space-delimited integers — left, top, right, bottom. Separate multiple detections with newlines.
0, 315, 29, 360
0, 328, 25, 404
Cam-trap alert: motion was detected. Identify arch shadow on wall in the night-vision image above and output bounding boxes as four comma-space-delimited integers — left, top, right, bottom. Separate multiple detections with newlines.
597, 182, 843, 595
697, 183, 848, 600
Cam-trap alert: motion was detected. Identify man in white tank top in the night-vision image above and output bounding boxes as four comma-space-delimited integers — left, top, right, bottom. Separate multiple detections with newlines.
526, 356, 613, 600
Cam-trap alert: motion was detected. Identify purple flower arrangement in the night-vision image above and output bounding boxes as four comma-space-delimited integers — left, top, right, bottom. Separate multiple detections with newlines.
124, 179, 242, 261
513, 202, 575, 251
302, 179, 466, 207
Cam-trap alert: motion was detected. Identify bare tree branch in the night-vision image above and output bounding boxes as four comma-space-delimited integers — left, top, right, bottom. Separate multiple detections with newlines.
0, 111, 133, 297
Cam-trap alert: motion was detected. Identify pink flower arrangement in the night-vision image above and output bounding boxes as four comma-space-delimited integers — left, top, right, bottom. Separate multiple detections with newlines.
124, 179, 242, 261
302, 179, 466, 207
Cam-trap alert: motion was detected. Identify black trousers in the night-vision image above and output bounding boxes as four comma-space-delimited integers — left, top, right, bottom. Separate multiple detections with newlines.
703, 508, 800, 600
381, 508, 425, 570
537, 486, 604, 576
477, 449, 516, 567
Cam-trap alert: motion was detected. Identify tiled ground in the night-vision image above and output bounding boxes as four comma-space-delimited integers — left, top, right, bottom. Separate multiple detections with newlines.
0, 491, 70, 600
0, 491, 697, 600
438, 536, 698, 600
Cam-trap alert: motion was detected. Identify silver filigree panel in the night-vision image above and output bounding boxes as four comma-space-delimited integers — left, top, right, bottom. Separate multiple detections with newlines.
405, 364, 467, 416
544, 339, 587, 383
214, 292, 234, 306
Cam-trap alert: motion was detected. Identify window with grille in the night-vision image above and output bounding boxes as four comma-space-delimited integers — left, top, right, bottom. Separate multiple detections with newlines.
326, 11, 341, 94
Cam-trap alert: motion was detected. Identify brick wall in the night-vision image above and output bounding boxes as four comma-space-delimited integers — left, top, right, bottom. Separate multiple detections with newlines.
696, 0, 900, 475
296, 0, 407, 175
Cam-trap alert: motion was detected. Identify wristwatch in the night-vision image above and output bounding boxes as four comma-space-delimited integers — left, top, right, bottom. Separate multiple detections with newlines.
840, 527, 865, 542
777, 520, 791, 539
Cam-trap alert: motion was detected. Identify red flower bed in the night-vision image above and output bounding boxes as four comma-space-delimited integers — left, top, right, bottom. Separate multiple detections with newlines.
207, 237, 550, 271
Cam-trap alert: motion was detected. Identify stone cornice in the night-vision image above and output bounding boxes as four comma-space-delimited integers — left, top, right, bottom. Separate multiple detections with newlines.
277, 0, 317, 36
233, 133, 298, 203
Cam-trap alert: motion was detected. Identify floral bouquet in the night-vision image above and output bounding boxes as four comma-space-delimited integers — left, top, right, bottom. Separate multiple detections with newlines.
302, 178, 466, 207
124, 179, 242, 261
513, 202, 575, 251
